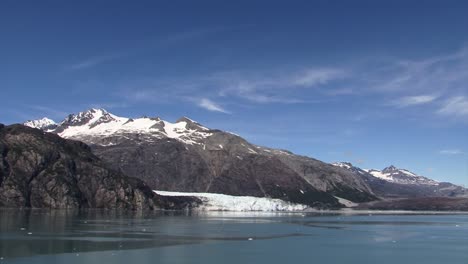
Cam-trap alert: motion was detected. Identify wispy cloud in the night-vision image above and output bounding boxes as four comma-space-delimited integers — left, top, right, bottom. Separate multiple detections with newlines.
370, 48, 468, 95
65, 27, 226, 72
68, 53, 124, 70
439, 149, 465, 155
115, 67, 341, 111
391, 94, 439, 107
294, 68, 346, 87
197, 98, 230, 114
437, 96, 468, 117
358, 47, 468, 119
213, 67, 346, 104
104, 46, 468, 120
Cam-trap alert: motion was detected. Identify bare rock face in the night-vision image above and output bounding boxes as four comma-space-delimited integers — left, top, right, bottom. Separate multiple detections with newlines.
0, 124, 199, 210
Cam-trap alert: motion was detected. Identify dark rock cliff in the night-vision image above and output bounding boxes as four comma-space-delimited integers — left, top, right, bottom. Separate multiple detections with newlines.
0, 124, 199, 210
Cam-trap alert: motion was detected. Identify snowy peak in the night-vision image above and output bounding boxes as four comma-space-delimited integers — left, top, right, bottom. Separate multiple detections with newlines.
28, 108, 213, 146
23, 117, 57, 131
60, 108, 117, 127
333, 162, 439, 186
176, 116, 210, 131
382, 165, 401, 174
366, 166, 438, 186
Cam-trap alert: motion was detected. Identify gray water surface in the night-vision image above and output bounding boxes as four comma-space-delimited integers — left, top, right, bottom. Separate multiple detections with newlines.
0, 209, 467, 263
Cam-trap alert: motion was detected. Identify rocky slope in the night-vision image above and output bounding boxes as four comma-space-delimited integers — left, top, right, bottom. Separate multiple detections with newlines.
0, 124, 200, 210
24, 108, 379, 207
332, 162, 467, 198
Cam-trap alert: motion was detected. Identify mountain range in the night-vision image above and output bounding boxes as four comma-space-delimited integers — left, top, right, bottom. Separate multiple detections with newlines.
7, 108, 466, 210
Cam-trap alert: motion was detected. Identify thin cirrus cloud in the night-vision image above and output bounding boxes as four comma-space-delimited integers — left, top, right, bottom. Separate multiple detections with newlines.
105, 46, 468, 117
214, 67, 347, 104
371, 47, 468, 94
437, 96, 468, 117
368, 47, 468, 118
117, 67, 338, 112
67, 53, 124, 71
197, 98, 230, 114
391, 94, 439, 107
65, 27, 226, 71
293, 68, 347, 87
439, 149, 464, 155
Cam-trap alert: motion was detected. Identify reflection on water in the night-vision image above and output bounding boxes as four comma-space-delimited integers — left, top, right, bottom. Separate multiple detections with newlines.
1, 209, 468, 263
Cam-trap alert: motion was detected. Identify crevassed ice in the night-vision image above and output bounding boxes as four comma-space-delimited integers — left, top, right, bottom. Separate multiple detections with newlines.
154, 190, 309, 212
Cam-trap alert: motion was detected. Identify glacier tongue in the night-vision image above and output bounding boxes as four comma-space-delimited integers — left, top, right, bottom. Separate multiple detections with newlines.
154, 190, 309, 211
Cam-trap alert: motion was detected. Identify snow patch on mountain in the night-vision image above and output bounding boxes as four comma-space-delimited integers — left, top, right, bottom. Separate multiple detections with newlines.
332, 162, 353, 170
154, 190, 309, 211
365, 169, 394, 181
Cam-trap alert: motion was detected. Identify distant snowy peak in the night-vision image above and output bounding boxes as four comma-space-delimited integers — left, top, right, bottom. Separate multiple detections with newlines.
38, 108, 213, 146
332, 162, 439, 186
365, 166, 439, 186
59, 108, 118, 128
23, 117, 57, 131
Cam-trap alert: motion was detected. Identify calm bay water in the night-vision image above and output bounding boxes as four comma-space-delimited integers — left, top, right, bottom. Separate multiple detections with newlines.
0, 209, 467, 264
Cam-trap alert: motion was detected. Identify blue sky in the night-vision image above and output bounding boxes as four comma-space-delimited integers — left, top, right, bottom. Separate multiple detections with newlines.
1, 0, 467, 185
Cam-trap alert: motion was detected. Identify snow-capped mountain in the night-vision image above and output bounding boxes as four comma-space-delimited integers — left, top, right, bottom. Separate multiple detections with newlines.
333, 162, 438, 186
35, 108, 213, 146
365, 165, 439, 186
23, 117, 57, 131
332, 162, 466, 198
